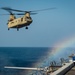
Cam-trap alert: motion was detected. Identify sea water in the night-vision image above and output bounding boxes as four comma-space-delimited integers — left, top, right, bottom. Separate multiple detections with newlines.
0, 47, 74, 75
0, 47, 50, 75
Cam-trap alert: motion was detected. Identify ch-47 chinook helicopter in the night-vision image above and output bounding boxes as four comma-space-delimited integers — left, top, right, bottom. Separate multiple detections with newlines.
0, 7, 56, 31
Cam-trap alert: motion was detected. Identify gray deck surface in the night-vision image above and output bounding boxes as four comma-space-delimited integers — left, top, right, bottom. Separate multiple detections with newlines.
65, 66, 75, 75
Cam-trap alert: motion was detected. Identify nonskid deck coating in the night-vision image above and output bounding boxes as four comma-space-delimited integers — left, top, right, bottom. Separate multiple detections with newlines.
65, 66, 75, 75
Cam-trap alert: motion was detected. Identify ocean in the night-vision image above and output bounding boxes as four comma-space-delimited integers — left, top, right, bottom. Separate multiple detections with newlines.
0, 47, 74, 75
0, 47, 50, 75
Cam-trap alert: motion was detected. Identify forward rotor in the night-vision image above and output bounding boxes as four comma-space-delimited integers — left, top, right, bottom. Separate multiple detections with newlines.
0, 7, 56, 15
0, 13, 37, 15
1, 7, 56, 12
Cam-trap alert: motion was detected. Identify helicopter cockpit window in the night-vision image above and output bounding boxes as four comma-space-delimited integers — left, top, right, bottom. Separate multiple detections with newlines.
26, 17, 31, 19
25, 17, 31, 21
29, 17, 31, 19
26, 17, 29, 19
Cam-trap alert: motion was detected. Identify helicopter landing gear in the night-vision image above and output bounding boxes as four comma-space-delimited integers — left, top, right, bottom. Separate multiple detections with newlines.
8, 28, 10, 30
17, 28, 19, 31
26, 27, 28, 29
17, 26, 19, 31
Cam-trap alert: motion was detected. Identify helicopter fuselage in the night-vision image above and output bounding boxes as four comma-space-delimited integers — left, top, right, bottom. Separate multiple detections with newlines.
7, 12, 33, 30
8, 17, 32, 28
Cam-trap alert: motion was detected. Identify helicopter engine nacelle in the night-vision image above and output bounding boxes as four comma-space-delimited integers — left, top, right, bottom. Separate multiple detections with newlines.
9, 14, 16, 21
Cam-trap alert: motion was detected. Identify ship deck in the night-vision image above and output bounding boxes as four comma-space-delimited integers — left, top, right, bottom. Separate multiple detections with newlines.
65, 65, 75, 75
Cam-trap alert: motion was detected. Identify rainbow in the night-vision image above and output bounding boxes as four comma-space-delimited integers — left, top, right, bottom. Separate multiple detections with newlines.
45, 35, 75, 65
49, 35, 75, 55
27, 35, 75, 75
34, 35, 75, 67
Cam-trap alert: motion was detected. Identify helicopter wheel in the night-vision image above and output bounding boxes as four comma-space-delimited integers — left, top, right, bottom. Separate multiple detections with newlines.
26, 27, 28, 29
8, 28, 10, 30
17, 28, 19, 31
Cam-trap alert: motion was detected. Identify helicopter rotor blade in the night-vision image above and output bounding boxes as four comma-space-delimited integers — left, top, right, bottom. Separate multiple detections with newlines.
0, 7, 56, 16
1, 7, 27, 12
30, 7, 56, 12
1, 7, 56, 13
1, 7, 14, 15
0, 12, 37, 15
0, 13, 23, 15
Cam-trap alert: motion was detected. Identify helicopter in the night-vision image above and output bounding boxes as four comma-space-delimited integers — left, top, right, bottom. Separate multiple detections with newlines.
0, 7, 56, 31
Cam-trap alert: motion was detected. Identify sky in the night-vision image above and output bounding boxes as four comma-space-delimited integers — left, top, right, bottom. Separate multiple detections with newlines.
0, 0, 75, 47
